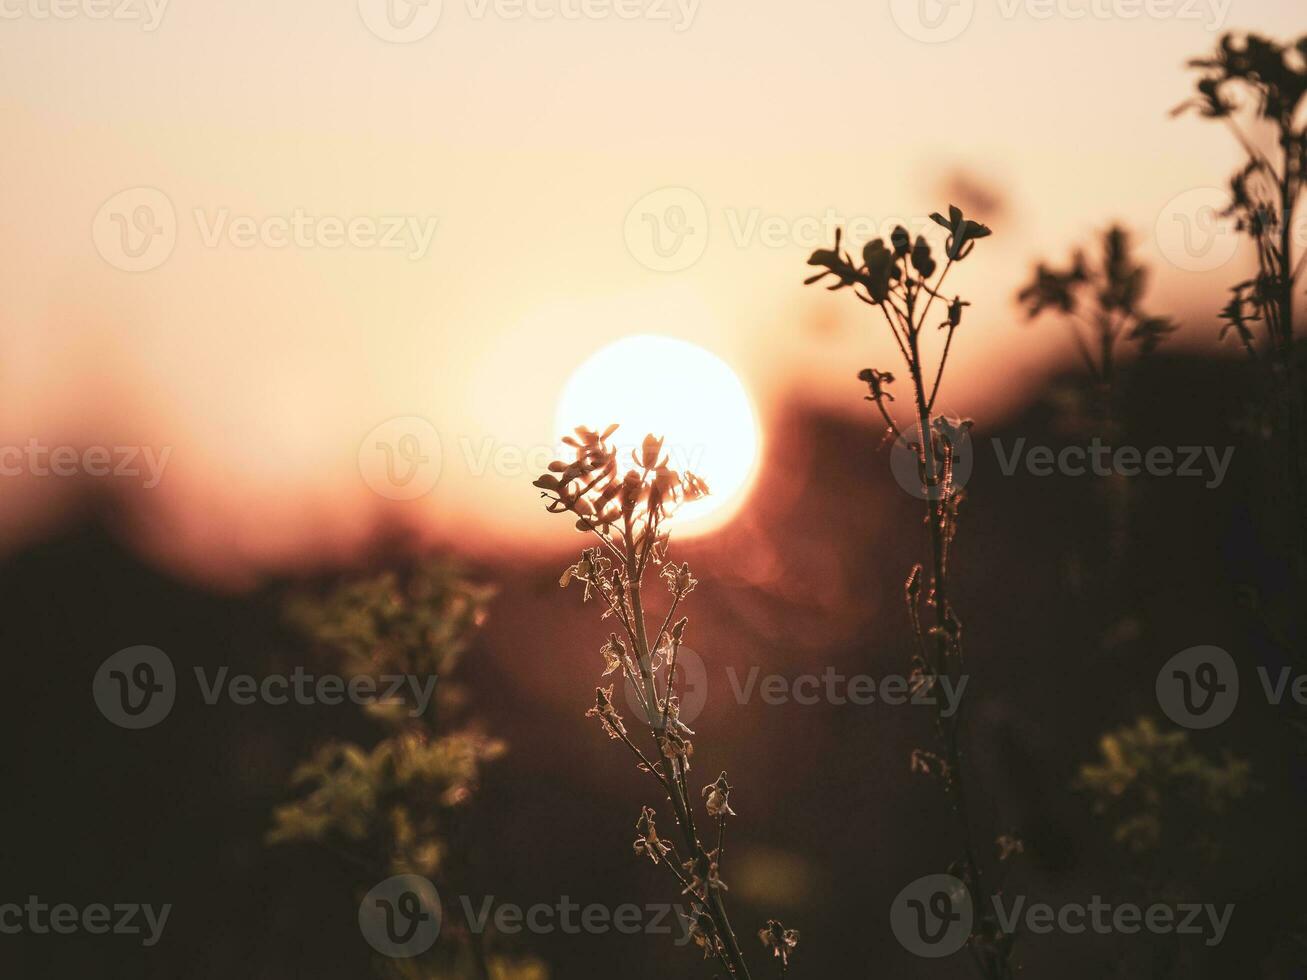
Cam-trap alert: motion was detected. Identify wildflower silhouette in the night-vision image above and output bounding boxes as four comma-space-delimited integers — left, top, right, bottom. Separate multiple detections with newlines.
535, 427, 793, 978
806, 206, 1019, 979
1176, 31, 1307, 599
1018, 225, 1176, 388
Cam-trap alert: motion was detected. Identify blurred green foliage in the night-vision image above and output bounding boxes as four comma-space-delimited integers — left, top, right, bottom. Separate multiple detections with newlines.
1077, 716, 1250, 859
267, 559, 543, 980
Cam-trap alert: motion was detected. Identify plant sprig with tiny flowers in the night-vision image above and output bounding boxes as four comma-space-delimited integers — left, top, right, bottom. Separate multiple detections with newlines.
534, 426, 795, 979
806, 206, 1019, 980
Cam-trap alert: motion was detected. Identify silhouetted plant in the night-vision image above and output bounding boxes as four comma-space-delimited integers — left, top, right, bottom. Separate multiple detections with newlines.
805, 207, 1017, 979
1176, 31, 1307, 596
1018, 225, 1177, 586
267, 560, 541, 980
534, 428, 794, 979
1018, 225, 1176, 392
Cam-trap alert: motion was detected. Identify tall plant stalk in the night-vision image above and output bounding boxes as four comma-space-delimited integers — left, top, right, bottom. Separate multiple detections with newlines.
806, 207, 1015, 979
1176, 32, 1307, 606
534, 429, 796, 978
1017, 225, 1176, 571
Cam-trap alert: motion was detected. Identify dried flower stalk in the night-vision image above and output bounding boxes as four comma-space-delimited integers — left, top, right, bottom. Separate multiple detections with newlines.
535, 427, 794, 978
807, 206, 1017, 978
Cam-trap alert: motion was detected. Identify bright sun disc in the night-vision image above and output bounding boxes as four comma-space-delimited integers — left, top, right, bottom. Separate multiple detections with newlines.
555, 335, 761, 535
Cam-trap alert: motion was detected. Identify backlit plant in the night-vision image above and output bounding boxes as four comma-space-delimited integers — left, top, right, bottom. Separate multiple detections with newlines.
534, 426, 794, 978
805, 207, 1018, 979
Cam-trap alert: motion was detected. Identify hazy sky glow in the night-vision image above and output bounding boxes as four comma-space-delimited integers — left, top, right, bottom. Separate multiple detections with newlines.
0, 0, 1299, 581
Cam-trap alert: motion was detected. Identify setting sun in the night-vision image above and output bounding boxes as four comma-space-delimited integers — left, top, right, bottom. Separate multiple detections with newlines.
554, 335, 761, 534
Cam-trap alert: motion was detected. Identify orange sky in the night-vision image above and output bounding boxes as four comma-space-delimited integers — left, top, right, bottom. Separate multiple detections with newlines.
0, 0, 1298, 583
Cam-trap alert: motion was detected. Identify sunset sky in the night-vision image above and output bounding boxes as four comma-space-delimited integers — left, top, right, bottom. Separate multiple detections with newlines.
0, 0, 1298, 581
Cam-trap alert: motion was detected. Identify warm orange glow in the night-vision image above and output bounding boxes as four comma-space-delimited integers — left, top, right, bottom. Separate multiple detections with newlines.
555, 335, 761, 536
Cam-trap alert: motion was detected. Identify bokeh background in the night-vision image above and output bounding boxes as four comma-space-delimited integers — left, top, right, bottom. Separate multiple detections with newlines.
1, 0, 1304, 976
